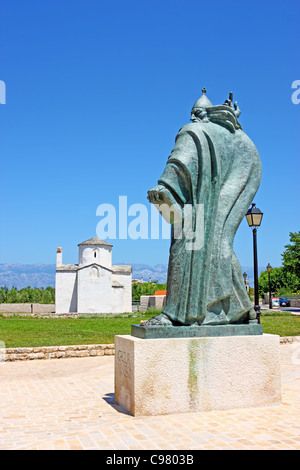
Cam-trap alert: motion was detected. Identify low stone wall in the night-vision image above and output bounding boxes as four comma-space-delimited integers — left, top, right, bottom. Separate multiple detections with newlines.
279, 336, 300, 344
0, 303, 55, 314
139, 295, 166, 312
2, 344, 115, 362
0, 312, 124, 318
1, 336, 299, 362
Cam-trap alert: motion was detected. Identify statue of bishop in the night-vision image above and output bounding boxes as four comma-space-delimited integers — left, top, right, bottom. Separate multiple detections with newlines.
146, 89, 261, 327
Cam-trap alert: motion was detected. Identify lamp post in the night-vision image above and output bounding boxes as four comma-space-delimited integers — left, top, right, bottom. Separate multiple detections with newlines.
245, 203, 263, 324
243, 272, 247, 290
266, 263, 272, 309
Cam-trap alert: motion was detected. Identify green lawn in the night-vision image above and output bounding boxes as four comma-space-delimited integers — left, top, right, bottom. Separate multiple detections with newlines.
0, 312, 155, 348
0, 311, 299, 348
260, 311, 300, 337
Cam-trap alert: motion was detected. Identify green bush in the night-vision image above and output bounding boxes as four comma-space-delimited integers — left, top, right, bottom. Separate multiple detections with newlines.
132, 282, 167, 301
0, 286, 55, 304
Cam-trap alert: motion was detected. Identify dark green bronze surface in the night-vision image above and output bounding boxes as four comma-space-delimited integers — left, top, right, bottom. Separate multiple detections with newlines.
131, 322, 263, 339
145, 89, 262, 331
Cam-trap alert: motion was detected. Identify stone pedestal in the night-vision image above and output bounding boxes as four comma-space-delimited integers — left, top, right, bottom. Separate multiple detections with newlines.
114, 334, 281, 416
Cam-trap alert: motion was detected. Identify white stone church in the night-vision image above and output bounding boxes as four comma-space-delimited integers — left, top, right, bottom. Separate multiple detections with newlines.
55, 237, 132, 314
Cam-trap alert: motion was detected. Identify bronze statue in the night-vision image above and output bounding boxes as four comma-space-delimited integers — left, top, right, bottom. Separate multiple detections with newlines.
145, 89, 261, 328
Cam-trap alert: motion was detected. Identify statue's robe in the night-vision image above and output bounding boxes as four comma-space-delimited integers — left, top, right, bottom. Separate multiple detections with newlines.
151, 107, 261, 325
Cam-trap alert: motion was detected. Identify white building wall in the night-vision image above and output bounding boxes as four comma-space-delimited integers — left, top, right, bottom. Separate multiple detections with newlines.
77, 265, 112, 313
55, 240, 132, 314
111, 286, 124, 313
112, 271, 132, 313
55, 271, 77, 313
78, 245, 112, 270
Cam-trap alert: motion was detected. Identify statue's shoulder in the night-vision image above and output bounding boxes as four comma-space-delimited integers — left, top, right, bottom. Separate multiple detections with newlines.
174, 122, 210, 147
238, 128, 258, 148
176, 122, 205, 136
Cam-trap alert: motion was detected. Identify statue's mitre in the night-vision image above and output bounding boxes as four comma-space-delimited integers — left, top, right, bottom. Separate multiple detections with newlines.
191, 88, 213, 110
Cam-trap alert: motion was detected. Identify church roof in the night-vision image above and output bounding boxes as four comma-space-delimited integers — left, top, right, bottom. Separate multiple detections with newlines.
78, 237, 113, 247
112, 265, 132, 273
56, 264, 78, 272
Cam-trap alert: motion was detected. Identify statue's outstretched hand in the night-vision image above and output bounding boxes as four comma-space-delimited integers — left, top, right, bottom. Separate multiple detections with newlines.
234, 101, 241, 118
147, 185, 166, 205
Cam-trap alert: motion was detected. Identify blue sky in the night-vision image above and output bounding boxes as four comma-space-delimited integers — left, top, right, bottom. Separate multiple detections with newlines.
0, 0, 299, 269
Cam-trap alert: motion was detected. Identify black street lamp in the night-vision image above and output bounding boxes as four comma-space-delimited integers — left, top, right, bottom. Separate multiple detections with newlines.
245, 203, 263, 323
267, 263, 273, 309
243, 272, 247, 290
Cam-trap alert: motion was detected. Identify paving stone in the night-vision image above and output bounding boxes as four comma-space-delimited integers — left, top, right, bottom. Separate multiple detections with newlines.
0, 344, 299, 450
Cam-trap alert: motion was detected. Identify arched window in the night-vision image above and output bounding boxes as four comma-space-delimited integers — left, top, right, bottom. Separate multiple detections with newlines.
90, 266, 99, 278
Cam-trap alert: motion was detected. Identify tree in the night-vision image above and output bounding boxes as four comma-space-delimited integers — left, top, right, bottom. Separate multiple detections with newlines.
282, 231, 300, 279
132, 282, 158, 301
0, 287, 8, 303
6, 287, 18, 303
0, 286, 55, 304
258, 267, 299, 297
258, 232, 300, 296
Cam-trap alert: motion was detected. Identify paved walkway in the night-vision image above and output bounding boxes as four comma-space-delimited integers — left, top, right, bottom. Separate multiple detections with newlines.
0, 343, 299, 450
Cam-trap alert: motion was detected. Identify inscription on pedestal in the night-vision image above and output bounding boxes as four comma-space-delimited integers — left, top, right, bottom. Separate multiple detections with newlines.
116, 348, 131, 377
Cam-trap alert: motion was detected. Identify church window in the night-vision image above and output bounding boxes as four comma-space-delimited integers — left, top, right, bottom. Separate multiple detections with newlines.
90, 266, 99, 278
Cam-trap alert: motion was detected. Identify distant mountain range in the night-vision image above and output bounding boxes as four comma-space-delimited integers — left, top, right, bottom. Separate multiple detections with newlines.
0, 263, 264, 289
0, 264, 57, 289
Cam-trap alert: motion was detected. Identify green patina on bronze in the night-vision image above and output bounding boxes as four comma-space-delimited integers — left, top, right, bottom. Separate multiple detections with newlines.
188, 339, 200, 410
132, 89, 262, 338
131, 322, 262, 339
